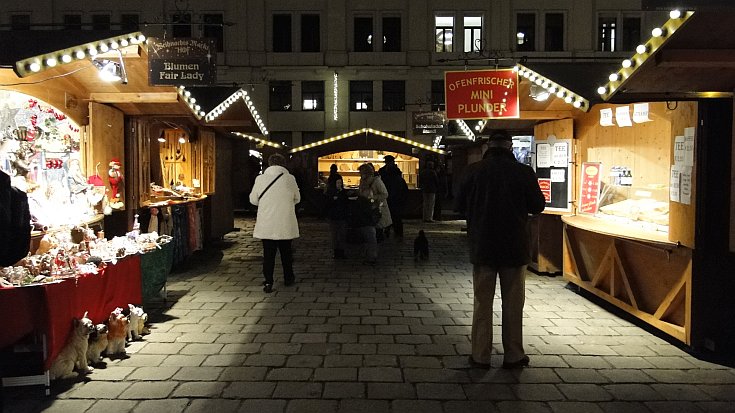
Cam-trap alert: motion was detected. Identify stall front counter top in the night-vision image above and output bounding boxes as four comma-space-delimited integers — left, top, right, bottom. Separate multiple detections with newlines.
561, 214, 673, 245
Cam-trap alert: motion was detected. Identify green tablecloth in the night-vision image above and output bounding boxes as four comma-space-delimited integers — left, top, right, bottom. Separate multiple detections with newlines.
140, 241, 173, 302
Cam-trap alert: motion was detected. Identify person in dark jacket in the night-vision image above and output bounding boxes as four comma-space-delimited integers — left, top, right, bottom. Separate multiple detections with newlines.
325, 166, 349, 258
378, 155, 408, 238
419, 160, 439, 222
456, 130, 546, 369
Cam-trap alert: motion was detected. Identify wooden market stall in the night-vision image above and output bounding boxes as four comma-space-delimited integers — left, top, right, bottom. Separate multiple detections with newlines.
558, 7, 735, 359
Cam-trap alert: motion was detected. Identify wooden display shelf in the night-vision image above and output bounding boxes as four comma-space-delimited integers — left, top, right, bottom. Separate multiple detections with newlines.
561, 214, 672, 245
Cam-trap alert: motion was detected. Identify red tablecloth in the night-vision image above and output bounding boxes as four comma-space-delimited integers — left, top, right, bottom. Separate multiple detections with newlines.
0, 254, 142, 369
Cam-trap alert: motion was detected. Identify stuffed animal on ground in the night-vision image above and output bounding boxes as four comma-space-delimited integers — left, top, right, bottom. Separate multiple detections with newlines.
126, 304, 148, 341
106, 308, 129, 356
414, 230, 429, 261
49, 312, 95, 380
86, 323, 109, 365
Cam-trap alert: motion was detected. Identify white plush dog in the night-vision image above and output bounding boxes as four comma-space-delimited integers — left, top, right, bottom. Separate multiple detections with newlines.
49, 312, 95, 380
126, 304, 147, 341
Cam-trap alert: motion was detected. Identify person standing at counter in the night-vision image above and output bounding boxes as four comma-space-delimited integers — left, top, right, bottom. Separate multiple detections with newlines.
419, 161, 439, 222
249, 153, 301, 293
378, 155, 408, 239
456, 130, 546, 369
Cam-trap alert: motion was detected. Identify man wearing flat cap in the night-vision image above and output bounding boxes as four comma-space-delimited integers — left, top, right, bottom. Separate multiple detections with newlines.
457, 130, 546, 369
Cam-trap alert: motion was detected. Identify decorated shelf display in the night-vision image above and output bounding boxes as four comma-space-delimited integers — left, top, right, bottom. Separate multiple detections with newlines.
0, 91, 102, 229
0, 221, 172, 287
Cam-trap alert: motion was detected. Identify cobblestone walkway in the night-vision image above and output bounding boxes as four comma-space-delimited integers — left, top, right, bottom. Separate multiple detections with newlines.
4, 217, 735, 412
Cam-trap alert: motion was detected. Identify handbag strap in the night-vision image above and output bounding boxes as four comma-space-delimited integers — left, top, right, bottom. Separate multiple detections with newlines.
257, 173, 284, 201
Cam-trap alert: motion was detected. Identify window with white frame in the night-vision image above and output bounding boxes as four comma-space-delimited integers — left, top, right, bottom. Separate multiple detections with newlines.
431, 79, 445, 111
464, 15, 482, 52
598, 15, 617, 51
382, 80, 405, 111
597, 14, 641, 52
383, 16, 401, 52
354, 16, 373, 52
301, 14, 320, 52
622, 15, 641, 51
269, 81, 293, 111
273, 14, 292, 52
435, 15, 454, 52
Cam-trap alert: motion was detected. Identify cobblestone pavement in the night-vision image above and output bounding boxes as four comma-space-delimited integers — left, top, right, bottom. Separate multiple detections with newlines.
4, 217, 735, 413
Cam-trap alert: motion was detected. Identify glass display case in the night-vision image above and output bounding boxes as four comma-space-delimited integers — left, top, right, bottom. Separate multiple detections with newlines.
596, 182, 669, 233
318, 150, 419, 188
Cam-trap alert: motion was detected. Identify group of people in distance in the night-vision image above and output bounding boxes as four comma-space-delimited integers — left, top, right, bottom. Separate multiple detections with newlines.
249, 131, 546, 370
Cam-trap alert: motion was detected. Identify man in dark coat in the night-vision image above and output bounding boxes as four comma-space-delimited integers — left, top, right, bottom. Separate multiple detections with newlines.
419, 160, 439, 222
456, 130, 546, 369
378, 155, 408, 238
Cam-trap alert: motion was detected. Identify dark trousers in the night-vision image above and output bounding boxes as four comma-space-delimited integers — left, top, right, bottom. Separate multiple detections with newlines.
262, 239, 294, 285
387, 202, 403, 237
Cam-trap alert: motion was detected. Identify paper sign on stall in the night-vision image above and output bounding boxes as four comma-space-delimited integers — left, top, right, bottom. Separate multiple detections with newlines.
552, 142, 568, 167
550, 169, 566, 182
670, 166, 681, 202
680, 166, 692, 205
633, 103, 651, 123
536, 143, 551, 168
599, 108, 614, 126
538, 178, 552, 203
615, 106, 632, 127
674, 136, 686, 165
684, 127, 695, 167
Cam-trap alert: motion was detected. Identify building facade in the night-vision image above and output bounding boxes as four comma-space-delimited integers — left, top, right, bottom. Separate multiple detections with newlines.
1, 0, 669, 147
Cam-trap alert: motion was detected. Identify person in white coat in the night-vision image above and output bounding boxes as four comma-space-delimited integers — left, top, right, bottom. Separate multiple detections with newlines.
249, 153, 300, 293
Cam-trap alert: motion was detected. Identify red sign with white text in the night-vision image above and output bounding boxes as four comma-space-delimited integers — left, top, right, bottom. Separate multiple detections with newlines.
579, 162, 602, 214
444, 69, 519, 120
538, 178, 552, 203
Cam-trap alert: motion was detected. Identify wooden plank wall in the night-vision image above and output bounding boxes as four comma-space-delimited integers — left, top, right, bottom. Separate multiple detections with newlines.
574, 101, 697, 247
87, 102, 124, 207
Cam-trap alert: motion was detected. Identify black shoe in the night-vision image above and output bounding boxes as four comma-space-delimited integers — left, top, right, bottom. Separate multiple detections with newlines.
284, 279, 295, 286
263, 283, 273, 293
467, 356, 491, 369
502, 355, 529, 369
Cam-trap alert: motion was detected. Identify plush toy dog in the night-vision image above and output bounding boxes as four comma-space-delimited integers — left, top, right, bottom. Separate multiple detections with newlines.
106, 308, 129, 356
414, 230, 429, 261
49, 312, 95, 380
86, 323, 108, 365
126, 304, 148, 341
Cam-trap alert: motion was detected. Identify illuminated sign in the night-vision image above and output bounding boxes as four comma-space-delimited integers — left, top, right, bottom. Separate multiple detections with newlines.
444, 69, 519, 120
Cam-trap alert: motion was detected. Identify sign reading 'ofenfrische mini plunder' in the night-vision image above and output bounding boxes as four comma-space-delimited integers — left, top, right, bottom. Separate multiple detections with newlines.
148, 37, 216, 86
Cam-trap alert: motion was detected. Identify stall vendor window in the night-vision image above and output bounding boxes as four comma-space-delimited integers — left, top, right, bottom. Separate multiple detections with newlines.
269, 81, 293, 111
203, 13, 225, 52
301, 14, 320, 52
273, 14, 292, 52
302, 81, 324, 111
382, 80, 405, 111
350, 81, 373, 111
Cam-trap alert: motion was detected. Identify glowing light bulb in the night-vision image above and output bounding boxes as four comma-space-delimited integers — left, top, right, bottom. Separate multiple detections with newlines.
652, 27, 663, 37
597, 86, 606, 95
670, 10, 681, 19
636, 44, 647, 54
622, 59, 632, 68
609, 73, 619, 82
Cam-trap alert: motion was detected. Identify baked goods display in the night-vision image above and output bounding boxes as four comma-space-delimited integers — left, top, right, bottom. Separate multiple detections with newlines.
596, 184, 669, 232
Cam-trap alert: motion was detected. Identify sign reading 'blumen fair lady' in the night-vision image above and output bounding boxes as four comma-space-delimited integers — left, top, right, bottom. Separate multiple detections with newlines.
148, 38, 217, 86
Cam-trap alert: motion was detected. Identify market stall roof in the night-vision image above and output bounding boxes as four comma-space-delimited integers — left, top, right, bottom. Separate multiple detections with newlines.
478, 62, 618, 133
0, 31, 266, 135
289, 128, 446, 156
598, 7, 735, 102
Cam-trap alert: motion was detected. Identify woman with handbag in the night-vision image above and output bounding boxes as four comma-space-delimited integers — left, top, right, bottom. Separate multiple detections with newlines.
355, 163, 391, 264
249, 153, 300, 293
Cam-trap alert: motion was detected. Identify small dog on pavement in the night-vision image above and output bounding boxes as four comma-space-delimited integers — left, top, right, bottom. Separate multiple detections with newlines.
414, 230, 429, 261
49, 312, 95, 380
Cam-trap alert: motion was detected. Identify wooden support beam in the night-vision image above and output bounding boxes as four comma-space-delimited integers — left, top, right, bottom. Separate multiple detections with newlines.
653, 273, 687, 320
90, 92, 180, 104
613, 248, 638, 310
520, 111, 573, 120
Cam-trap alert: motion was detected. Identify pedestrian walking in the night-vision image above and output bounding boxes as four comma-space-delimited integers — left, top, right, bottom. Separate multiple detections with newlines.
354, 163, 391, 264
249, 153, 300, 293
325, 164, 349, 259
456, 130, 546, 369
